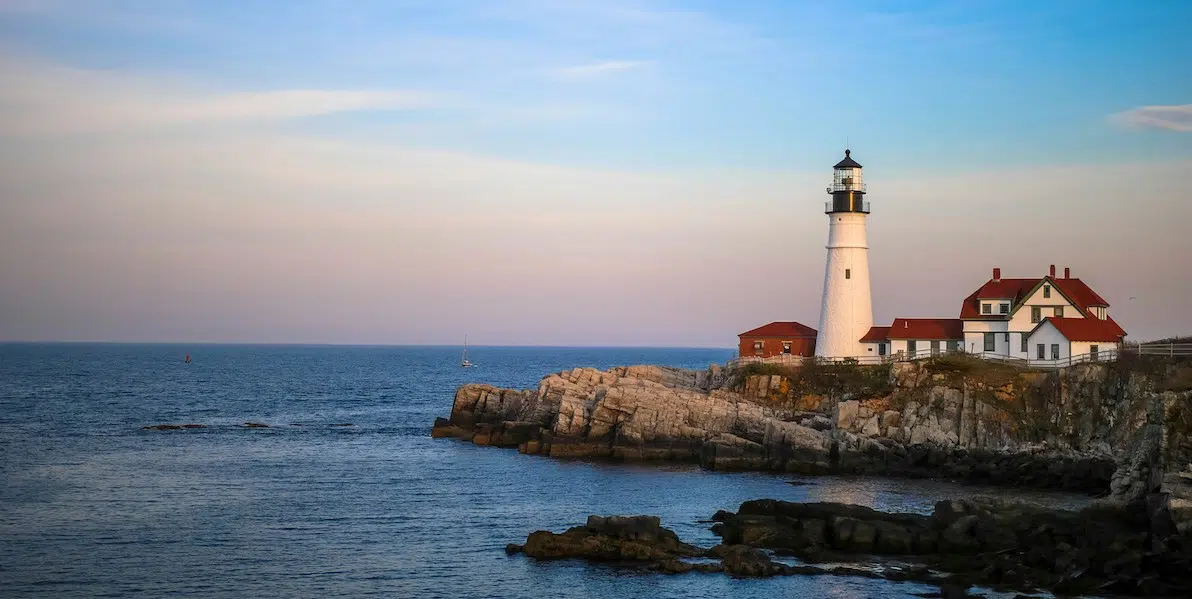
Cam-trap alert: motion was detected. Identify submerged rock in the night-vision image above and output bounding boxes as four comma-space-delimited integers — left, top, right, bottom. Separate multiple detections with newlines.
143, 424, 205, 430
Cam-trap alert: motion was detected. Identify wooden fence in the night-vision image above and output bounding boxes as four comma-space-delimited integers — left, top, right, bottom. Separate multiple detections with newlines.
725, 343, 1189, 371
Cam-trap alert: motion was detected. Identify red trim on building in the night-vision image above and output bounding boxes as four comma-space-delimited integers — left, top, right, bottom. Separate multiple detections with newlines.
959, 271, 1110, 320
1034, 316, 1126, 342
738, 321, 817, 338
859, 326, 891, 343
887, 318, 964, 340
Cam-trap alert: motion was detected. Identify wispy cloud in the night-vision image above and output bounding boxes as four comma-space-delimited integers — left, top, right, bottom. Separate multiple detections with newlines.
552, 60, 652, 79
1109, 104, 1192, 132
0, 57, 437, 136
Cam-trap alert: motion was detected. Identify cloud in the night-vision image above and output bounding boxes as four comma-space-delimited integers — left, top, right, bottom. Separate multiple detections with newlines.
0, 56, 437, 136
552, 60, 652, 79
1109, 104, 1192, 132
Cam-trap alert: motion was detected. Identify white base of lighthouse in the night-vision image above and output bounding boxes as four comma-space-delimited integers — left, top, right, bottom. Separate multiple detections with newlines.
815, 212, 873, 359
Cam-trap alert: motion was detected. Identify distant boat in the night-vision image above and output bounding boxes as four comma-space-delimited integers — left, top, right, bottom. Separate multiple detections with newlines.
185, 354, 191, 364
461, 336, 474, 368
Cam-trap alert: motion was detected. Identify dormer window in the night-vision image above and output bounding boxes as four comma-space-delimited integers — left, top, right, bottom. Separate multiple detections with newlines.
1043, 285, 1051, 299
981, 303, 991, 314
999, 303, 1009, 314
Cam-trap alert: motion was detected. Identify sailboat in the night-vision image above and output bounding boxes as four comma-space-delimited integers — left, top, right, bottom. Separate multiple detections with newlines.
461, 336, 474, 368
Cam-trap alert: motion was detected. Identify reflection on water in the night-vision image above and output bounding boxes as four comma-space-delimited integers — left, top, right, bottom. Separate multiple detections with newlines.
0, 345, 1094, 599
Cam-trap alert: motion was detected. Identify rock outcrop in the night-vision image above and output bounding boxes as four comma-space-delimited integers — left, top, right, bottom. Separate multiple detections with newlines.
507, 515, 704, 564
713, 497, 1192, 596
506, 513, 941, 581
433, 357, 1192, 518
508, 500, 1192, 596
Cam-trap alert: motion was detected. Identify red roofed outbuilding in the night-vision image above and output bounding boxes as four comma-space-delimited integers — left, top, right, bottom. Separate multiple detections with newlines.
859, 318, 963, 358
738, 321, 817, 358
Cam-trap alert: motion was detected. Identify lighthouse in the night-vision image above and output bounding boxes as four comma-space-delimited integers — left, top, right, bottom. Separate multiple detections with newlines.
815, 149, 874, 359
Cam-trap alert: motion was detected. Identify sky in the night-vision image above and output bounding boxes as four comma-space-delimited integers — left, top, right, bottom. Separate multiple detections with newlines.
0, 0, 1190, 347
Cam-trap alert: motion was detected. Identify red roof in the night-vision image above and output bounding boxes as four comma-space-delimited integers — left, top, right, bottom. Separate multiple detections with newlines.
1039, 316, 1126, 342
859, 326, 891, 343
738, 321, 817, 338
1053, 278, 1109, 310
887, 318, 964, 340
960, 274, 1110, 320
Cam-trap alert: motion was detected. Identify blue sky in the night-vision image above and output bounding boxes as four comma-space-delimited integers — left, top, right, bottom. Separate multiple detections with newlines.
0, 0, 1190, 345
3, 0, 1188, 170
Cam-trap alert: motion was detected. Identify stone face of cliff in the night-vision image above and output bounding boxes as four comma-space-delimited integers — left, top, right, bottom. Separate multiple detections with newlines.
432, 358, 1192, 518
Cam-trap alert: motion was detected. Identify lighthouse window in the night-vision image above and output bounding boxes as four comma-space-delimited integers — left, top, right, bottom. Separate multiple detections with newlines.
845, 269, 851, 279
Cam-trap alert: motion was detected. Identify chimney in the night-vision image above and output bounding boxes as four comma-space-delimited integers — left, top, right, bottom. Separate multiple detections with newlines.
1064, 267, 1070, 279
992, 267, 1001, 282
1049, 264, 1056, 278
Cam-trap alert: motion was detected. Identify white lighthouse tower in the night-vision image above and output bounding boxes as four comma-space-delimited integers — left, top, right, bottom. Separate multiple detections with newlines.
815, 149, 873, 359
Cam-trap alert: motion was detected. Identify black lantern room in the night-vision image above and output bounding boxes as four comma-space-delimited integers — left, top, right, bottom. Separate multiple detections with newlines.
826, 149, 869, 214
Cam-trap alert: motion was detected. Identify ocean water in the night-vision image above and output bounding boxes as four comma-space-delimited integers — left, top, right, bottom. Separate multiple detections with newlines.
0, 344, 1093, 598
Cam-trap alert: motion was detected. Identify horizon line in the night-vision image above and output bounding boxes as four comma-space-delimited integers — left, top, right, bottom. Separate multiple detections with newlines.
0, 340, 737, 350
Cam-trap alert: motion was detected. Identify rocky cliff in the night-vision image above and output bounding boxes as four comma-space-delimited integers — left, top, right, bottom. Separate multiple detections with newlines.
432, 356, 1192, 526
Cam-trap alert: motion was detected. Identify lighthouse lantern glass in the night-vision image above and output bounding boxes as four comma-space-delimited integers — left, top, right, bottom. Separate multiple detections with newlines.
833, 167, 862, 191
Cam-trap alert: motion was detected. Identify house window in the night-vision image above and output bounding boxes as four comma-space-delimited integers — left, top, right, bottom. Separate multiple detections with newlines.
1054, 306, 1064, 318
782, 342, 792, 354
878, 343, 887, 356
845, 269, 851, 279
753, 340, 764, 355
1021, 333, 1029, 353
999, 303, 1009, 314
1037, 344, 1045, 359
931, 341, 940, 356
1090, 344, 1099, 361
907, 340, 917, 355
983, 333, 995, 352
1051, 344, 1060, 360
1004, 332, 1010, 344
1043, 285, 1051, 299
947, 340, 960, 353
982, 303, 991, 314
1031, 306, 1041, 323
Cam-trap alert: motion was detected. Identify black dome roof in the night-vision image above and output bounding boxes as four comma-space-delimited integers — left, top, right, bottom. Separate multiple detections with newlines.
833, 149, 862, 169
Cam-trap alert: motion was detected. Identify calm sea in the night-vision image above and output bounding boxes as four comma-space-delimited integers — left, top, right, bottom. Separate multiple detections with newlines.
0, 344, 1091, 598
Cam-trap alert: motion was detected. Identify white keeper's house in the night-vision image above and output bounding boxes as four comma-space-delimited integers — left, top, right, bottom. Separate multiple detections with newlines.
860, 264, 1126, 363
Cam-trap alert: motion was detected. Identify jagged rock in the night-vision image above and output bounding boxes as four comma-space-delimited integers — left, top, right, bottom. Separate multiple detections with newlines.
512, 515, 703, 562
712, 497, 1192, 596
433, 360, 1192, 500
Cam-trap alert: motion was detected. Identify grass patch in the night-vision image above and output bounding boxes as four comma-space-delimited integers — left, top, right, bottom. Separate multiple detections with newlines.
730, 358, 893, 405
1158, 365, 1192, 393
922, 353, 1023, 388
